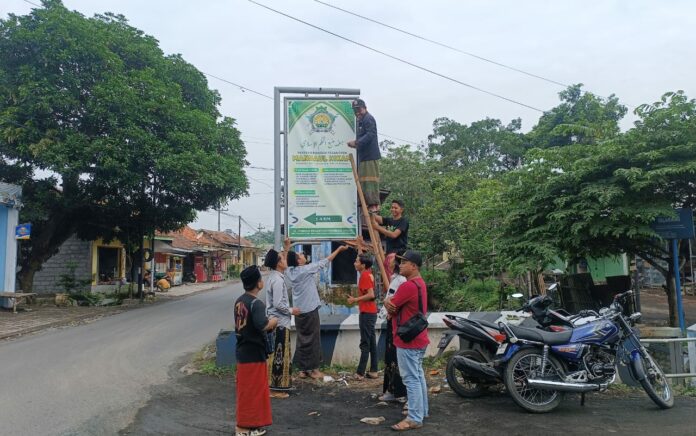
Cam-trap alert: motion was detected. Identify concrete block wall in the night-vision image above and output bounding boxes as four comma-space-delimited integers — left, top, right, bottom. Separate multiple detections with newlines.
31, 235, 92, 294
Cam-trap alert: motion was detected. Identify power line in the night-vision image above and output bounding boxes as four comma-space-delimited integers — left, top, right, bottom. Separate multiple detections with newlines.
379, 133, 421, 146
245, 165, 274, 171
314, 0, 636, 109
247, 0, 543, 112
314, 0, 568, 88
201, 71, 273, 99
22, 0, 41, 7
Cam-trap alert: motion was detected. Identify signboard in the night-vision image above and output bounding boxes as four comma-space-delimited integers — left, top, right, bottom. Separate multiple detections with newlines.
651, 208, 695, 239
285, 98, 358, 240
15, 223, 31, 240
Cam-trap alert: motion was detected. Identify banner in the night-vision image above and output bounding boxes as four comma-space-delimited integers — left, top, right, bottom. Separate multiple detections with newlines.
285, 99, 358, 240
15, 223, 31, 240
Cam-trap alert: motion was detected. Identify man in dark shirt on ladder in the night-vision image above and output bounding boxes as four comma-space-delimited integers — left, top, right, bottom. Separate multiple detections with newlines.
373, 199, 409, 274
347, 98, 381, 213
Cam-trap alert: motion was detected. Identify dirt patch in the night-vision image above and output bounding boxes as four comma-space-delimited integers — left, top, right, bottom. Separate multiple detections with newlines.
121, 366, 696, 435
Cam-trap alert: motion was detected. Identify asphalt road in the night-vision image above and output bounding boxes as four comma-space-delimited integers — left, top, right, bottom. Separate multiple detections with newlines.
0, 282, 248, 436
122, 372, 696, 436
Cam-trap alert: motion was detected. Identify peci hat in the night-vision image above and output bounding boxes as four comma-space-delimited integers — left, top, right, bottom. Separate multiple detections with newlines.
352, 98, 366, 109
240, 265, 262, 290
264, 249, 279, 269
397, 250, 422, 268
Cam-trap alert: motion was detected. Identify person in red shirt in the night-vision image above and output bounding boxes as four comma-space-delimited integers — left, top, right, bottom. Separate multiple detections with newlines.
384, 250, 429, 431
347, 254, 379, 380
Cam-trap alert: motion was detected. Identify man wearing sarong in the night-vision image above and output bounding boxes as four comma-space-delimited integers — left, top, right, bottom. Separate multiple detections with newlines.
234, 266, 278, 436
284, 239, 348, 379
347, 98, 381, 213
263, 248, 299, 398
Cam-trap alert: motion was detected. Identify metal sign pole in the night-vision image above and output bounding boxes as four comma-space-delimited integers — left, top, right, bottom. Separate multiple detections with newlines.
673, 238, 686, 332
274, 87, 360, 251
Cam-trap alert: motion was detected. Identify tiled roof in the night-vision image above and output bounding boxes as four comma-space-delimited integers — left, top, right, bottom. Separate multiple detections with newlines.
157, 226, 256, 251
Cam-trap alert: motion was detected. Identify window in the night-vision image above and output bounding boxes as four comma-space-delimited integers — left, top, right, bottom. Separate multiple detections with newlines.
97, 247, 120, 283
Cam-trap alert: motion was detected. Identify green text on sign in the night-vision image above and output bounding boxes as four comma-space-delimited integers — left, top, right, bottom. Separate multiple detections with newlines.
295, 168, 320, 173
294, 190, 316, 196
304, 213, 342, 225
289, 228, 357, 237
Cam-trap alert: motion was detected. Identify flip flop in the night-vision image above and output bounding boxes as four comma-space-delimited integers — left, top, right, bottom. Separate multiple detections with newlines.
391, 419, 422, 431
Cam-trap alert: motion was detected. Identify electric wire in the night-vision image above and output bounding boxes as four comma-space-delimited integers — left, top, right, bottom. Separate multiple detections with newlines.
314, 0, 568, 88
247, 0, 543, 112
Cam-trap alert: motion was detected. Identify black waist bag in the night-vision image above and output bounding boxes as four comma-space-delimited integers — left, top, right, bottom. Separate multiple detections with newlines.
396, 281, 428, 343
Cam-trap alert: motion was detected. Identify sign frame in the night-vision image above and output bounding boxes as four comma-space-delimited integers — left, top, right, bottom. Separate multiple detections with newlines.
283, 96, 359, 241
650, 208, 695, 240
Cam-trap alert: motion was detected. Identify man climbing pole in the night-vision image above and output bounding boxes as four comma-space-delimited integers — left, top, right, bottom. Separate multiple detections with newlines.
347, 98, 381, 213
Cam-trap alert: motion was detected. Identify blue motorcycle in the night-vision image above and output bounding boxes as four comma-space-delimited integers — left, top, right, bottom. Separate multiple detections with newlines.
497, 290, 673, 413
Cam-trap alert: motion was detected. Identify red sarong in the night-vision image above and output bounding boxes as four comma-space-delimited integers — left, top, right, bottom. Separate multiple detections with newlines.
236, 361, 272, 428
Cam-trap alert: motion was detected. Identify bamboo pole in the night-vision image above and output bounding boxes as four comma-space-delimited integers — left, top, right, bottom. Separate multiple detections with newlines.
349, 155, 389, 291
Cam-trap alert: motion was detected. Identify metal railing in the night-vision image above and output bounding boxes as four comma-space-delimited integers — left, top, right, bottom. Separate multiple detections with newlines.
640, 336, 696, 383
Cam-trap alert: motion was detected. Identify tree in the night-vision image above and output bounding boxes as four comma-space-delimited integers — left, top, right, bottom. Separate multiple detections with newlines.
527, 84, 627, 148
247, 229, 274, 247
0, 1, 248, 290
427, 117, 527, 173
502, 91, 696, 326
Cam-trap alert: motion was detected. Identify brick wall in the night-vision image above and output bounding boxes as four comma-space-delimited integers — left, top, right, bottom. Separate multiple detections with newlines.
32, 236, 92, 294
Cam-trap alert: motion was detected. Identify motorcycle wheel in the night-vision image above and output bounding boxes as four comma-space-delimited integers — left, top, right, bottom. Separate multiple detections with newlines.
638, 352, 674, 409
504, 348, 564, 413
446, 349, 489, 398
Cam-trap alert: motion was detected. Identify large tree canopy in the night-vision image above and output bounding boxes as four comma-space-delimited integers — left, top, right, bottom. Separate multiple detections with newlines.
0, 1, 248, 290
502, 91, 696, 324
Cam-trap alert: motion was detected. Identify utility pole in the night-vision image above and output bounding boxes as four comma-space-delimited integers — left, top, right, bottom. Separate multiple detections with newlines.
238, 215, 242, 267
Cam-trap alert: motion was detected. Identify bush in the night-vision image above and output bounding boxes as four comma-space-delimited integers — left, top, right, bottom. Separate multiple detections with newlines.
421, 268, 508, 312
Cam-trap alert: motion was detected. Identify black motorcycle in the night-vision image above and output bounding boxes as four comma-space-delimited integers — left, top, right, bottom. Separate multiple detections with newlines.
438, 293, 598, 398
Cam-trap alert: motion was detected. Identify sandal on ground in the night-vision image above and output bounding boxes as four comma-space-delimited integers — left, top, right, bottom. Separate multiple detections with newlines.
297, 371, 308, 379
366, 371, 379, 379
378, 392, 396, 402
235, 427, 267, 436
354, 374, 365, 381
391, 419, 422, 431
308, 370, 324, 380
270, 391, 290, 399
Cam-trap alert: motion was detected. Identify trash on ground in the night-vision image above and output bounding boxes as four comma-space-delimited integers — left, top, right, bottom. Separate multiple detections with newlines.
308, 411, 320, 416
429, 385, 442, 394
376, 401, 388, 406
360, 416, 385, 425
322, 375, 335, 383
429, 369, 440, 376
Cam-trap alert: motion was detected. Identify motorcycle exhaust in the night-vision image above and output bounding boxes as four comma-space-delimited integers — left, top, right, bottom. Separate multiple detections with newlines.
453, 356, 500, 380
526, 379, 604, 393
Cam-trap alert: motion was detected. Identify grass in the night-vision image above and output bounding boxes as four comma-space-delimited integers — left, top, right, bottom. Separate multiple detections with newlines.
200, 360, 236, 377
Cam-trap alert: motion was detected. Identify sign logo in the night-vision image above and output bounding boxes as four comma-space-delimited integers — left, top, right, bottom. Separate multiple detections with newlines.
306, 106, 336, 133
15, 223, 31, 240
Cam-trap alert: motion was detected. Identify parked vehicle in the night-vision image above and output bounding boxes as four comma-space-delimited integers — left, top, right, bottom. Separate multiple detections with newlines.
439, 291, 599, 398
498, 290, 672, 413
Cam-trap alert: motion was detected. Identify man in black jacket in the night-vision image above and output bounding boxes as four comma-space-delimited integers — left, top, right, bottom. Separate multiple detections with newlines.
347, 98, 381, 213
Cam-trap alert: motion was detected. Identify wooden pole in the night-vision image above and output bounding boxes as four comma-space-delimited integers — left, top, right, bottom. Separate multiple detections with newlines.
349, 155, 389, 291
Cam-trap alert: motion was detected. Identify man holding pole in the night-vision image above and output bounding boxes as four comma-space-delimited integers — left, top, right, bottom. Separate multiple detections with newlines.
347, 98, 381, 213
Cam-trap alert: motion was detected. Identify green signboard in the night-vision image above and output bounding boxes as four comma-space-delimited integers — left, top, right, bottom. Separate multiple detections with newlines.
285, 99, 358, 240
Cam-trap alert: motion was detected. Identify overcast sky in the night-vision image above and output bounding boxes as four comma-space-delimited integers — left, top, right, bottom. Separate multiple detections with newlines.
3, 0, 695, 235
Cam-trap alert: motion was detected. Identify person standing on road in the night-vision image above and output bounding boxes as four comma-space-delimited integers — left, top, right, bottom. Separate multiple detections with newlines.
234, 265, 278, 436
378, 249, 408, 403
384, 251, 429, 431
348, 254, 379, 380
263, 248, 299, 398
347, 98, 381, 213
285, 239, 349, 379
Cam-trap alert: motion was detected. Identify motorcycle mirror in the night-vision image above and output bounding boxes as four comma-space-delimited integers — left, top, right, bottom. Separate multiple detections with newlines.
510, 293, 524, 299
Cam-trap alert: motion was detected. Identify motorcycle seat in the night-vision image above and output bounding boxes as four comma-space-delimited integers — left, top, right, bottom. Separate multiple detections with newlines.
507, 324, 572, 345
463, 318, 499, 330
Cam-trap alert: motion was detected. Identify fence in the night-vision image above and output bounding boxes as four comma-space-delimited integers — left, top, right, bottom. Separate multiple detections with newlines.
639, 326, 696, 386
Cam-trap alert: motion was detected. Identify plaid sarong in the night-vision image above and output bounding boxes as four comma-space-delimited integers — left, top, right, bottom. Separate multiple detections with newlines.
359, 159, 380, 207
